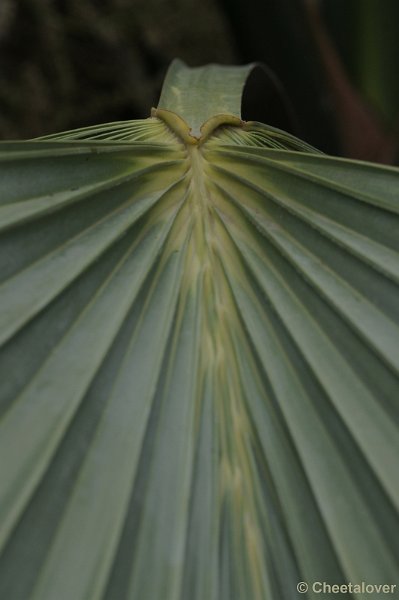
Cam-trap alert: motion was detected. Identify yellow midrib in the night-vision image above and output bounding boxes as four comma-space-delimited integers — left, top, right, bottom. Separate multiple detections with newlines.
183, 143, 267, 599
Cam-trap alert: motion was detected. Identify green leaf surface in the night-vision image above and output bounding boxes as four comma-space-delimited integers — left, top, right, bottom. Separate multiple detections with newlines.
0, 67, 398, 600
157, 59, 255, 139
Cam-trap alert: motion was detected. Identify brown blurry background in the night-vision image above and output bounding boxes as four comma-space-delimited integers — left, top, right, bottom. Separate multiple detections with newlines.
0, 0, 398, 162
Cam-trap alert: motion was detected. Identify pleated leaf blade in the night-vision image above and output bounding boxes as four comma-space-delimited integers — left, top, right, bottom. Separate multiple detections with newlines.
0, 62, 398, 600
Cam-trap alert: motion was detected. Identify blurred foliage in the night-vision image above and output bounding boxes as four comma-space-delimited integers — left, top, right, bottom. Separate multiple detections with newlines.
218, 0, 340, 153
322, 0, 399, 128
0, 0, 237, 138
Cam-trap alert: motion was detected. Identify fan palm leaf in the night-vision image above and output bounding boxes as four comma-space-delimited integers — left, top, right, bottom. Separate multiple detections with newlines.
0, 59, 398, 600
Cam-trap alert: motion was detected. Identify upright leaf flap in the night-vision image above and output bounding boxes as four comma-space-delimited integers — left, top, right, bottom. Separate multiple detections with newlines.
155, 58, 254, 141
0, 60, 398, 600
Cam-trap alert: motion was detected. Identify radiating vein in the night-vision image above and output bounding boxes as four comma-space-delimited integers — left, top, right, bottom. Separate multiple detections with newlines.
206, 146, 399, 212
0, 159, 184, 231
0, 177, 187, 346
209, 164, 399, 283
223, 270, 398, 582
31, 240, 188, 600
0, 201, 182, 553
209, 173, 399, 374
218, 208, 399, 507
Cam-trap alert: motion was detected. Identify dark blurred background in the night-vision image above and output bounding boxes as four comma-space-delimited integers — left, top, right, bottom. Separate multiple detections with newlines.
0, 0, 398, 162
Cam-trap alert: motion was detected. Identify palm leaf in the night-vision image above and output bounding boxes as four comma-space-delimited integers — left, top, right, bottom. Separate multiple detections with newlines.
0, 59, 398, 600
